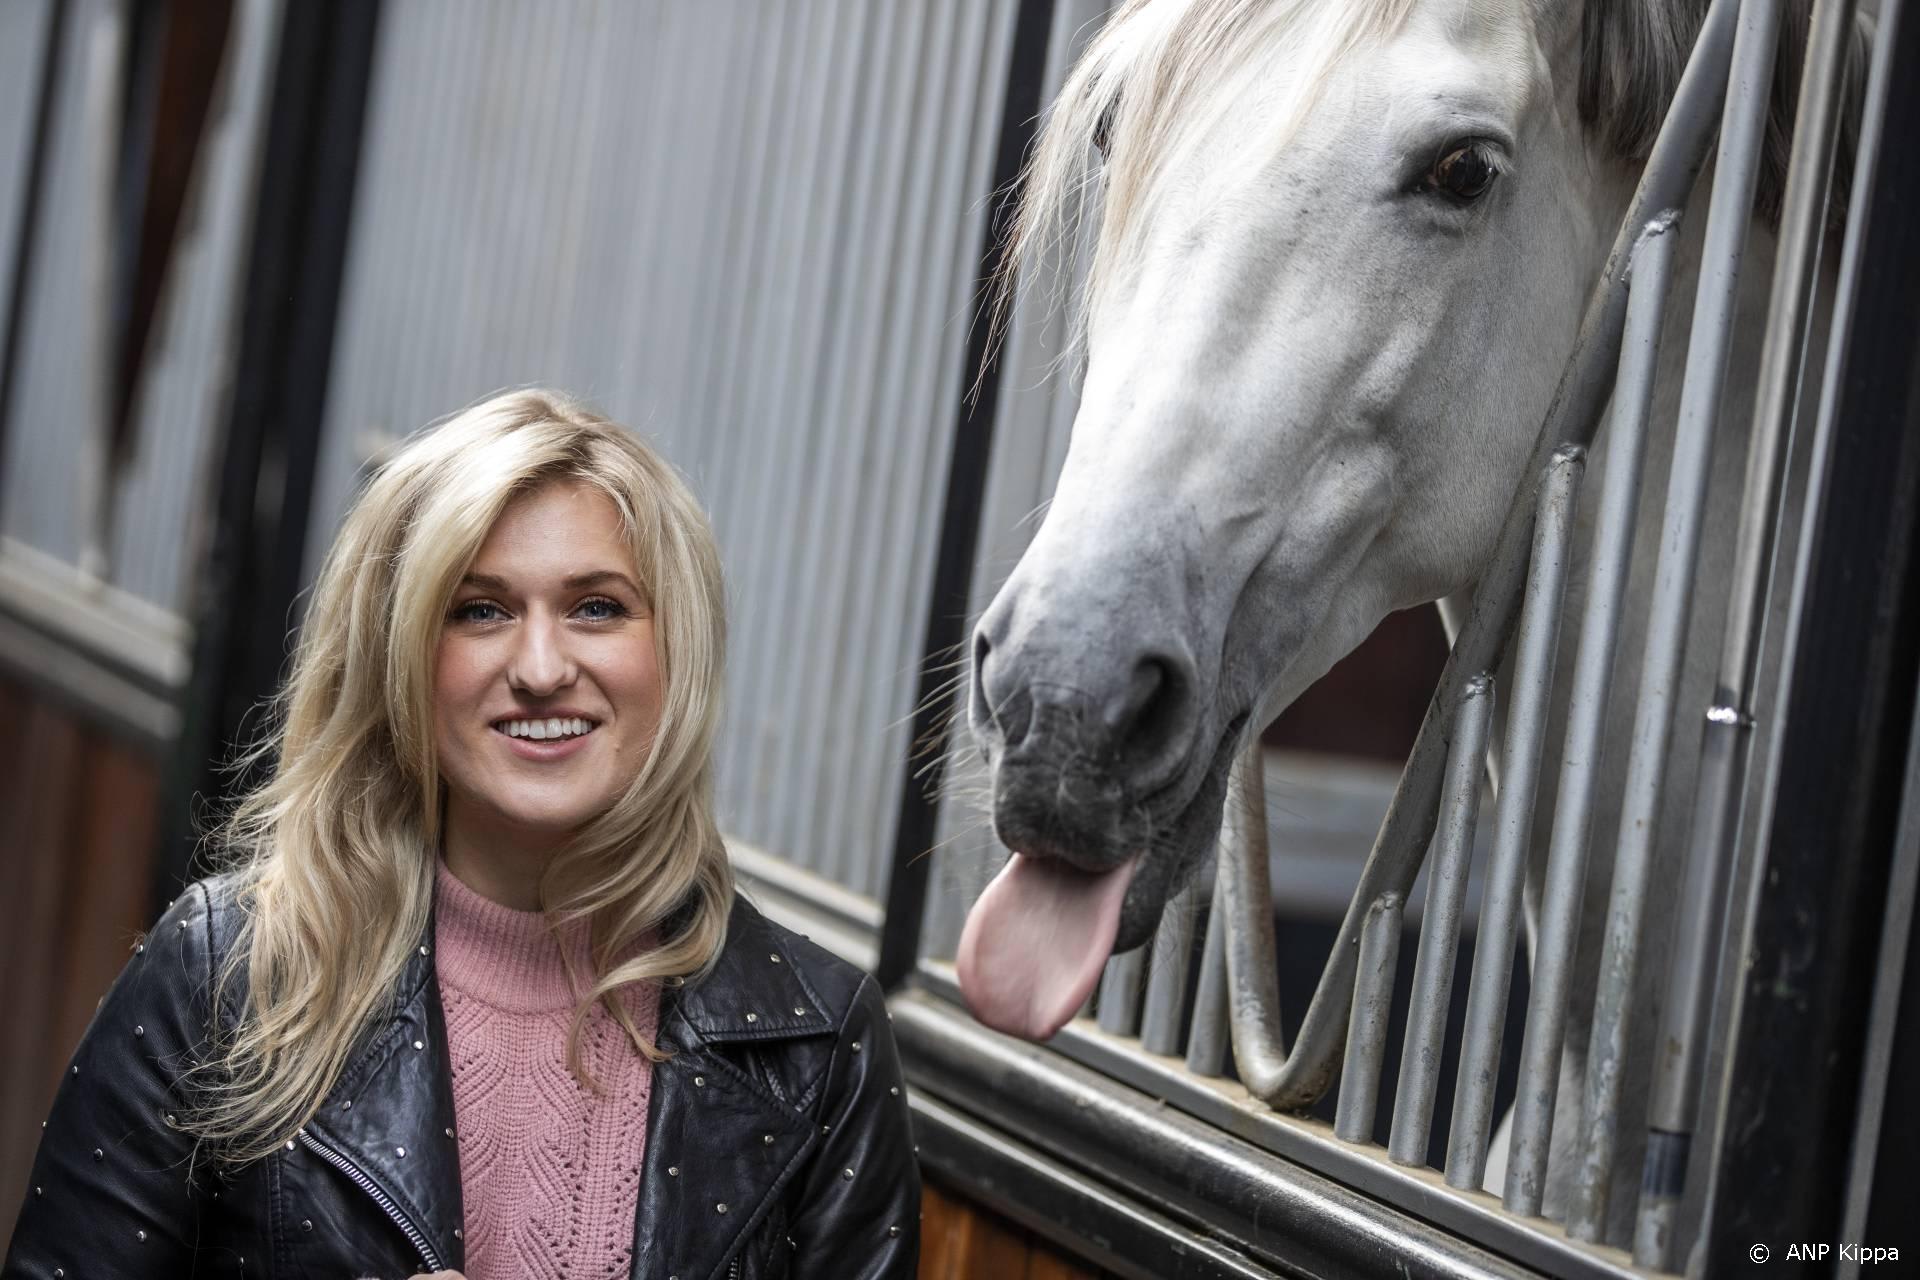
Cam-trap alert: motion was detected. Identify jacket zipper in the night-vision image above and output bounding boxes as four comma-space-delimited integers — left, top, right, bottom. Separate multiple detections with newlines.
297, 1130, 443, 1272
729, 1258, 741, 1280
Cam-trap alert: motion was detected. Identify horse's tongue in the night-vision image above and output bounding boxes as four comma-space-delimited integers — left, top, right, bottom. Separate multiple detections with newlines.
957, 853, 1137, 1041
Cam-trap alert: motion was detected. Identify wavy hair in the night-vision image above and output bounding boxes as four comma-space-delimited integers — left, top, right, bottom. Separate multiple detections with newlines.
183, 388, 733, 1165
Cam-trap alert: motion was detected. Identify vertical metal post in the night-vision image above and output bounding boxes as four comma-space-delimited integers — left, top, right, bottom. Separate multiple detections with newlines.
1184, 871, 1230, 1077
1097, 949, 1146, 1037
1140, 874, 1201, 1056
1390, 674, 1495, 1168
1503, 217, 1680, 1216
1566, 0, 1784, 1242
1335, 892, 1404, 1145
1634, 5, 1861, 1267
1445, 448, 1584, 1192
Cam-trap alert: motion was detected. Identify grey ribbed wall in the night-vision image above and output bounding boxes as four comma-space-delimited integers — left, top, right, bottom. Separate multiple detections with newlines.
0, 0, 281, 614
0, 3, 54, 373
307, 1, 1021, 899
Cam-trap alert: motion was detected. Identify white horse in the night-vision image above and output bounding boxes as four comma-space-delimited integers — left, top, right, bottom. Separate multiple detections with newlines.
954, 0, 1859, 1248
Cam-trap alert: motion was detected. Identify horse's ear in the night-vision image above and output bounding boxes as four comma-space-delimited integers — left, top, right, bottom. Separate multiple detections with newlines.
1577, 0, 1869, 229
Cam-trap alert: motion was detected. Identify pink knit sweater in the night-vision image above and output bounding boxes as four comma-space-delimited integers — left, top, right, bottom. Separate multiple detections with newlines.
433, 860, 660, 1280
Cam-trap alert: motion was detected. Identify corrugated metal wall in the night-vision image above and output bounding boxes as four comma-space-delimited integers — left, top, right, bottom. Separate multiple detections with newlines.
306, 1, 1022, 900
0, 0, 282, 615
0, 4, 55, 373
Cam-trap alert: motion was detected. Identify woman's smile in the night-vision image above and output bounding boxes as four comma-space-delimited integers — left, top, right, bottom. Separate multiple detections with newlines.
492, 713, 603, 760
434, 479, 663, 858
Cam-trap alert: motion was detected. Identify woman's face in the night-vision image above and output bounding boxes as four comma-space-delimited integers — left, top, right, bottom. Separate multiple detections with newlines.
434, 480, 662, 844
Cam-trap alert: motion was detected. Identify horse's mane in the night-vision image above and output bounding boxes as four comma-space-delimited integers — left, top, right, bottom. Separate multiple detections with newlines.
1579, 0, 1868, 227
994, 0, 1868, 361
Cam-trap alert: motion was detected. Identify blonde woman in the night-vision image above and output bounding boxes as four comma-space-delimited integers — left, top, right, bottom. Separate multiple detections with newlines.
4, 391, 919, 1279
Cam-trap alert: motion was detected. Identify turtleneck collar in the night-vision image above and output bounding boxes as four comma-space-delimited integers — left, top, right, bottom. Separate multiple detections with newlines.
433, 857, 597, 1013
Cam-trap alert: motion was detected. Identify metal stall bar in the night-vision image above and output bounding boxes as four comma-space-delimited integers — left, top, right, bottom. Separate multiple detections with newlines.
1705, 0, 1920, 1258
1098, 949, 1146, 1036
1565, 0, 1784, 1242
1215, 0, 1740, 1112
1633, 0, 1862, 1267
1502, 215, 1680, 1218
1185, 871, 1231, 1078
1445, 446, 1584, 1192
1389, 673, 1495, 1168
1334, 891, 1404, 1144
1140, 874, 1201, 1056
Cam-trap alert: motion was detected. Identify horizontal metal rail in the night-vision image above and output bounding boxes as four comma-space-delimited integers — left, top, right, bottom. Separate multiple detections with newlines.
897, 986, 1554, 1280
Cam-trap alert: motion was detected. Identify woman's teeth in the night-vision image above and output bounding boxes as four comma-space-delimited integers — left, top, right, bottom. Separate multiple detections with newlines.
497, 717, 595, 740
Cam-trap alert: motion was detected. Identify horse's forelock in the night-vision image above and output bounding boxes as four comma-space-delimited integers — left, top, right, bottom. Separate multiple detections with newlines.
993, 0, 1418, 361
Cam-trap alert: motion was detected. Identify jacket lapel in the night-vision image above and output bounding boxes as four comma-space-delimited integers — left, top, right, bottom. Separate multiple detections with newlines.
630, 899, 835, 1280
301, 937, 467, 1274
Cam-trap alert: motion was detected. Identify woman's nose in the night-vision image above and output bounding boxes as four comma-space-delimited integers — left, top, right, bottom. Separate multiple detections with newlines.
507, 615, 577, 694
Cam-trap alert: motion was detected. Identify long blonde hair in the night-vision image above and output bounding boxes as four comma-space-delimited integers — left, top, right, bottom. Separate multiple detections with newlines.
185, 388, 733, 1165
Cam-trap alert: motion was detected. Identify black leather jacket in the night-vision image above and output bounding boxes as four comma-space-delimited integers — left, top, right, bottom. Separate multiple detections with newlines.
3, 874, 919, 1280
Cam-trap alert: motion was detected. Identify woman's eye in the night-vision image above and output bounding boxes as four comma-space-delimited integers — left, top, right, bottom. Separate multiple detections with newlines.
451, 600, 504, 623
1425, 142, 1499, 201
576, 596, 626, 622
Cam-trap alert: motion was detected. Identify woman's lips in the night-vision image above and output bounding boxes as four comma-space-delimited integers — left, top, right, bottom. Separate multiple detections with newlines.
493, 724, 597, 761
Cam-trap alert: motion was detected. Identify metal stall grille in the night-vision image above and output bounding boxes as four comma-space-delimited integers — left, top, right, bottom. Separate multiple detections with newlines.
900, 0, 1896, 1275
305, 0, 1023, 904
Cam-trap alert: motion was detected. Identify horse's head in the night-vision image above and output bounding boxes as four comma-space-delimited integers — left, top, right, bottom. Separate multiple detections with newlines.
960, 0, 1667, 1038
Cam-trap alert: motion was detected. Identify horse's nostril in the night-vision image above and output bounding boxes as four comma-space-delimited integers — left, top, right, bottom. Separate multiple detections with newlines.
1113, 659, 1165, 729
973, 626, 1034, 749
1107, 654, 1190, 757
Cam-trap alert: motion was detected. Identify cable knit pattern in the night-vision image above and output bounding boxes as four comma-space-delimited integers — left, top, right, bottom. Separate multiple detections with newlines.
434, 860, 660, 1280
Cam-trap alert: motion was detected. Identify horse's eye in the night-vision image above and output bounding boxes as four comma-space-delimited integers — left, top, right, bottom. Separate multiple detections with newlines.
1427, 142, 1498, 201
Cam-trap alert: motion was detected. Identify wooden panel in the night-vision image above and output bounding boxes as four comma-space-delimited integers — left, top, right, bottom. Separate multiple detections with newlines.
920, 1178, 1107, 1280
1265, 605, 1448, 762
50, 730, 161, 1060
0, 673, 163, 1255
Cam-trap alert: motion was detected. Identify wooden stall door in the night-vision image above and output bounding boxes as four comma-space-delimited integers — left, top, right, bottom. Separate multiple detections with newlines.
0, 674, 162, 1256
920, 1179, 1112, 1280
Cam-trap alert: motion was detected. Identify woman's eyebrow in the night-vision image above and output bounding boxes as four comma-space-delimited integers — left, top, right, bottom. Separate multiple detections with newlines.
562, 569, 644, 595
458, 569, 642, 594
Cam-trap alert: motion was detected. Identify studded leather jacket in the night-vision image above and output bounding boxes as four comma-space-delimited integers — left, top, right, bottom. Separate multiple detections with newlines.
3, 874, 920, 1280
